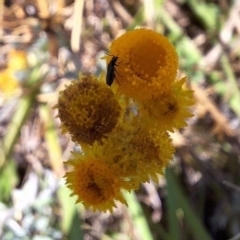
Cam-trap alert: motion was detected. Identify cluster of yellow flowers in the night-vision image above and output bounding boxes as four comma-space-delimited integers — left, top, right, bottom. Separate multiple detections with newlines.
56, 28, 194, 212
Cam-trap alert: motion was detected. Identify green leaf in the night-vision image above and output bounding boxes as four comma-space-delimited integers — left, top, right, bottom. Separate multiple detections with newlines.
166, 167, 212, 240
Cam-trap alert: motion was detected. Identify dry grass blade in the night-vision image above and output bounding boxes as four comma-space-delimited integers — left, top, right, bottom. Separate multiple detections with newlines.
0, 0, 3, 36
71, 0, 84, 52
36, 0, 50, 19
110, 0, 133, 26
192, 83, 235, 138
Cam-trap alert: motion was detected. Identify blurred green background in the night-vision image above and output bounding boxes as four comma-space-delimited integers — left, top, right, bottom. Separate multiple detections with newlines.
0, 0, 240, 239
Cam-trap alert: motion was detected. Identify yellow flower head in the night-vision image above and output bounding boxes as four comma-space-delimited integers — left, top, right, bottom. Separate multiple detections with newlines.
142, 77, 194, 131
105, 28, 178, 101
92, 124, 174, 186
117, 128, 174, 184
56, 74, 121, 145
0, 49, 28, 95
0, 70, 20, 94
65, 152, 128, 212
8, 49, 28, 71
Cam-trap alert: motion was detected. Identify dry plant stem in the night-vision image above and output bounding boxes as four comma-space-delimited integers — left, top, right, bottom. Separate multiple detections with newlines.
0, 0, 3, 36
71, 0, 84, 52
143, 0, 155, 28
201, 1, 240, 69
36, 0, 50, 19
192, 83, 234, 137
110, 0, 133, 26
57, 0, 65, 12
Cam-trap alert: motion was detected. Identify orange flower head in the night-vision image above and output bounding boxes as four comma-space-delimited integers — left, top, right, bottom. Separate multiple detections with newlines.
65, 152, 128, 212
105, 28, 178, 101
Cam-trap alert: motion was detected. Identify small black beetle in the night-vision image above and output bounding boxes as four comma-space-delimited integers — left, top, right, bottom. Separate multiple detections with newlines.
106, 54, 120, 86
